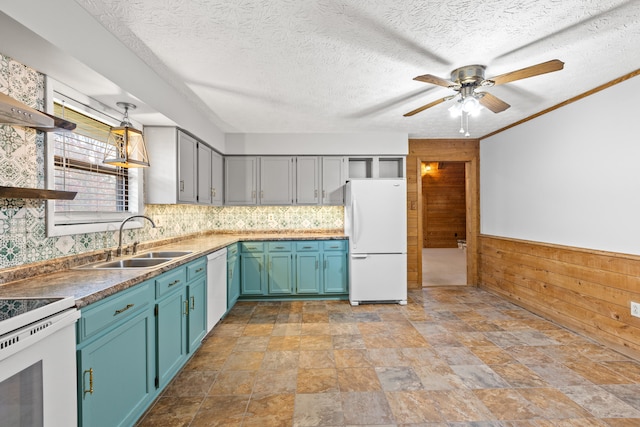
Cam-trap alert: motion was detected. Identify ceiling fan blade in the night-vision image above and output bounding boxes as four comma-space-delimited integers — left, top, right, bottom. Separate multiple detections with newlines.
488, 59, 564, 86
403, 97, 448, 117
413, 74, 455, 88
478, 92, 510, 113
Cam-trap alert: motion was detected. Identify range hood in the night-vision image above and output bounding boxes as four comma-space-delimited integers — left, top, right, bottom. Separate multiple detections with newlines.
0, 92, 75, 131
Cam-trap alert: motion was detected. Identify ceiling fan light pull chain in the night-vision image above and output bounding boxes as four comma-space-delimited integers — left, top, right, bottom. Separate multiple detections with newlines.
465, 114, 471, 137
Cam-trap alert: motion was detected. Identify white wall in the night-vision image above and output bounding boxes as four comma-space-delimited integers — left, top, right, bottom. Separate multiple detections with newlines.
481, 74, 640, 255
225, 132, 408, 155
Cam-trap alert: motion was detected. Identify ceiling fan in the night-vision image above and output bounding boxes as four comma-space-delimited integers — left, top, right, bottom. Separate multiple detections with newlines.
403, 59, 564, 118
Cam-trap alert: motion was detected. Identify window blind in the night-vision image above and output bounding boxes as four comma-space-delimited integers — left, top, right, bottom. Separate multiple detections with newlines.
53, 103, 130, 221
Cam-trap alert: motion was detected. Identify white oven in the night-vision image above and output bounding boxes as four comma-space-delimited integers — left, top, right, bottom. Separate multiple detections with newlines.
0, 297, 80, 427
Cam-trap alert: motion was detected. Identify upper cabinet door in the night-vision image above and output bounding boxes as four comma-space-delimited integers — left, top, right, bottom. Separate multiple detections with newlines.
260, 157, 294, 205
211, 151, 223, 206
225, 156, 258, 205
178, 132, 198, 203
295, 157, 320, 205
322, 156, 346, 205
197, 143, 212, 205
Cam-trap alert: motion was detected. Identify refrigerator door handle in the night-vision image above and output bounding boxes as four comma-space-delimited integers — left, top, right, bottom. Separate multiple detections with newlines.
352, 198, 358, 249
351, 254, 367, 259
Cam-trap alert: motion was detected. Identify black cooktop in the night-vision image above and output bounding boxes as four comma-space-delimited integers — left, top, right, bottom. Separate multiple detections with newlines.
0, 298, 67, 321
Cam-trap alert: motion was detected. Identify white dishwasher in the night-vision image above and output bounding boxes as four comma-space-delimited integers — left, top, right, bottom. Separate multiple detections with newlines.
206, 248, 227, 333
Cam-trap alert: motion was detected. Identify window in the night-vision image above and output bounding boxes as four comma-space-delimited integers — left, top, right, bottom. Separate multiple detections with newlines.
45, 79, 143, 237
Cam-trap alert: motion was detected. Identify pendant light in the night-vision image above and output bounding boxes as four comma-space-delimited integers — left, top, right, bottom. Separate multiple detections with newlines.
103, 102, 150, 168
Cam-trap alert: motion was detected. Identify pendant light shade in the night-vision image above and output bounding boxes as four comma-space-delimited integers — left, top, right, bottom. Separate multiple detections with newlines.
104, 102, 150, 168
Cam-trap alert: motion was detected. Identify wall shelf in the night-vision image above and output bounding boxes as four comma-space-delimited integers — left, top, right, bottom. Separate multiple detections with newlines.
0, 186, 77, 200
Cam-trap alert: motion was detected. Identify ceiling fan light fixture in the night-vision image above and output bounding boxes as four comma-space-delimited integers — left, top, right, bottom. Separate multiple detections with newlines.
448, 100, 462, 118
461, 96, 481, 114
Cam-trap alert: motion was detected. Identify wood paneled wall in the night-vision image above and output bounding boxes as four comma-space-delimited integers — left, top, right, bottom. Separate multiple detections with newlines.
422, 162, 466, 248
407, 139, 479, 288
479, 235, 640, 359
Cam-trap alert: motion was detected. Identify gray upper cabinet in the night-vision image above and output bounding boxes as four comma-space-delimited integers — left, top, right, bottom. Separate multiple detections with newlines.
144, 127, 221, 205
296, 157, 320, 205
198, 145, 223, 206
211, 151, 223, 205
197, 143, 212, 205
225, 156, 258, 205
260, 157, 294, 205
322, 156, 346, 205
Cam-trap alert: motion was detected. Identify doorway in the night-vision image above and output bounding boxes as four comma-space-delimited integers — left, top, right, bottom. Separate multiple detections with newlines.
421, 161, 467, 286
405, 138, 479, 289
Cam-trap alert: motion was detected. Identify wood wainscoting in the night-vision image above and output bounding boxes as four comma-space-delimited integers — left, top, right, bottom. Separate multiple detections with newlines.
479, 235, 640, 359
407, 139, 479, 289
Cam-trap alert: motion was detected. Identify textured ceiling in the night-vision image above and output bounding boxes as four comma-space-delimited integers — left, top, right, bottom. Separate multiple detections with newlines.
74, 0, 640, 138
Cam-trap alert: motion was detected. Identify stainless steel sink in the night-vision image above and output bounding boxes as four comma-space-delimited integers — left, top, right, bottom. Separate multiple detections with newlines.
133, 251, 192, 259
80, 258, 172, 269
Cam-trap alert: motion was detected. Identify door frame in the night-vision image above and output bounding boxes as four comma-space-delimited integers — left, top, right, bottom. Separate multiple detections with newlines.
408, 139, 479, 287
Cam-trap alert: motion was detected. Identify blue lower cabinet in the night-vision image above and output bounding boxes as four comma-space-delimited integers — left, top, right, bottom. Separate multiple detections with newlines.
239, 240, 348, 299
268, 253, 293, 294
187, 276, 207, 352
77, 256, 210, 427
323, 252, 348, 293
296, 252, 321, 293
156, 284, 187, 390
227, 244, 241, 310
241, 253, 267, 295
77, 281, 155, 427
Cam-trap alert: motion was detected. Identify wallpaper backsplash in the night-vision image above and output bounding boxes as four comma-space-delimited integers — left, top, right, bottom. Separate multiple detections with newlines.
0, 54, 343, 269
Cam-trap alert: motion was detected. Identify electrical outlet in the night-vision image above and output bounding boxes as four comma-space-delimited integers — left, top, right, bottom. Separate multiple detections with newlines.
268, 214, 275, 221
631, 301, 640, 318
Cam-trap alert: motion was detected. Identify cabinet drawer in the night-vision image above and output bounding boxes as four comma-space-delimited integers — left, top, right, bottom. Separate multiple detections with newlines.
295, 241, 319, 252
323, 240, 347, 251
227, 244, 239, 257
187, 258, 207, 281
79, 281, 152, 342
156, 267, 187, 298
268, 242, 292, 252
241, 242, 264, 253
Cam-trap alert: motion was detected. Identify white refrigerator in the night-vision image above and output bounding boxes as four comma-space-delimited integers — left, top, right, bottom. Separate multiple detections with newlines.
345, 179, 407, 306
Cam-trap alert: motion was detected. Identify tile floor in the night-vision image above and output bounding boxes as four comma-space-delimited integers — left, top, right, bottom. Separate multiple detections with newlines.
135, 287, 640, 426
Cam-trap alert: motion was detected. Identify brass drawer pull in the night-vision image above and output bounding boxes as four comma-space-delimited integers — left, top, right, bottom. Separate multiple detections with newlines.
303, 246, 313, 249
114, 304, 134, 315
190, 296, 195, 310
83, 368, 94, 397
195, 267, 204, 273
168, 279, 181, 287
184, 300, 189, 316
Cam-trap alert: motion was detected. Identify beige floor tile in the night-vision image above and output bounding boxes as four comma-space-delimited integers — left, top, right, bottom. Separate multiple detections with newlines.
136, 288, 640, 427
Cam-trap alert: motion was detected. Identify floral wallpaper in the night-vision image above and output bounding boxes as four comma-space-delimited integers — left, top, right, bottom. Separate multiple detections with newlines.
0, 53, 343, 269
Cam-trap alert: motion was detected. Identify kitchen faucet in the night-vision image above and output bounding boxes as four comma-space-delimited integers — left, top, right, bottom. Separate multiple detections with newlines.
117, 215, 156, 256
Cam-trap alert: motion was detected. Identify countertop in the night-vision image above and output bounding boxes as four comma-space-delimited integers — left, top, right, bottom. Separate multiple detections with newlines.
0, 232, 347, 308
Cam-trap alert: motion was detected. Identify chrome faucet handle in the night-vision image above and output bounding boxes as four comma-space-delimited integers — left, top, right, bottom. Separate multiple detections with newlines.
132, 241, 139, 255
105, 249, 113, 261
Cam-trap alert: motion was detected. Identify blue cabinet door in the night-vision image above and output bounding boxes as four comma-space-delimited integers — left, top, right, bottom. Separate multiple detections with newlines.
78, 309, 154, 427
323, 252, 348, 293
227, 254, 240, 309
296, 252, 321, 293
156, 286, 187, 389
241, 253, 266, 295
268, 253, 293, 294
187, 277, 207, 352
